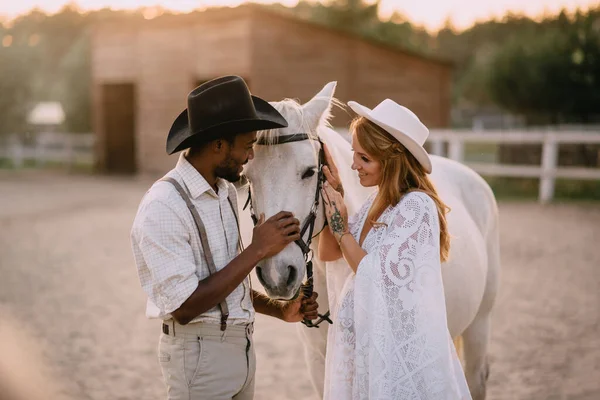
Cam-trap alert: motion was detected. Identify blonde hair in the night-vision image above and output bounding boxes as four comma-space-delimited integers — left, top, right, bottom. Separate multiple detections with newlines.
352, 116, 451, 262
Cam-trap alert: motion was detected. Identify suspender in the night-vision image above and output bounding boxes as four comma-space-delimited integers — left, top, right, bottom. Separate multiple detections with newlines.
159, 177, 241, 332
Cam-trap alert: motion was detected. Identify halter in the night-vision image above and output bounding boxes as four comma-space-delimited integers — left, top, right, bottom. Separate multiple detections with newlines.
244, 133, 332, 328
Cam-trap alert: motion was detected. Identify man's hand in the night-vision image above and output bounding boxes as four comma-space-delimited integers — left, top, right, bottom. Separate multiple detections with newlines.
281, 292, 319, 323
250, 211, 300, 259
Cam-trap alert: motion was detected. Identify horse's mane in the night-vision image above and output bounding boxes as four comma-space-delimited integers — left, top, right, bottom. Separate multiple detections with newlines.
257, 97, 344, 145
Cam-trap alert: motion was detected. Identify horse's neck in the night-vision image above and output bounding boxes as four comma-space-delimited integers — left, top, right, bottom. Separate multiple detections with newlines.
314, 200, 327, 245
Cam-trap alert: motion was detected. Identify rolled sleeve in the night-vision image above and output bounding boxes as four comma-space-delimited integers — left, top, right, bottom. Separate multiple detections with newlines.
134, 199, 199, 316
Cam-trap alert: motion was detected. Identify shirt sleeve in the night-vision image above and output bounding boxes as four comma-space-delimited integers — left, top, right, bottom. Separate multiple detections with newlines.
132, 199, 199, 316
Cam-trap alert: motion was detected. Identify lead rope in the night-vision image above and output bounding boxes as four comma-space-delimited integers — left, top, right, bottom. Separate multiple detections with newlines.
300, 143, 332, 328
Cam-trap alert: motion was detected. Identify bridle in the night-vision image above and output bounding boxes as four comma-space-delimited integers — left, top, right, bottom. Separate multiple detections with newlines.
243, 133, 333, 328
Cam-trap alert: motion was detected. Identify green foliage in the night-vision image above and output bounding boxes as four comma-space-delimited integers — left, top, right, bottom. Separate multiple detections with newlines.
484, 177, 600, 201
487, 9, 600, 123
1, 2, 599, 133
310, 0, 381, 32
0, 5, 144, 134
272, 1, 431, 53
0, 21, 35, 134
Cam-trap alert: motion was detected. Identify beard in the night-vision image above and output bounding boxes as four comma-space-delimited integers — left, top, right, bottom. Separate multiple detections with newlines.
215, 154, 246, 183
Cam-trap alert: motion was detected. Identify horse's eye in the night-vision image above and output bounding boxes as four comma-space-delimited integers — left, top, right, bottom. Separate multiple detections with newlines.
302, 169, 316, 179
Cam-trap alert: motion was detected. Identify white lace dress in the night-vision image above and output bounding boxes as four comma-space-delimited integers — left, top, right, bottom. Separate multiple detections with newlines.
324, 191, 471, 400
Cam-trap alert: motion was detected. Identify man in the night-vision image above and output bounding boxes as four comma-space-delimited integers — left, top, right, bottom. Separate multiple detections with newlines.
131, 76, 319, 399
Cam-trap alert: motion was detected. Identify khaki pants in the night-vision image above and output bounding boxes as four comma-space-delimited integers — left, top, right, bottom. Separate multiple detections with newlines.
158, 321, 256, 400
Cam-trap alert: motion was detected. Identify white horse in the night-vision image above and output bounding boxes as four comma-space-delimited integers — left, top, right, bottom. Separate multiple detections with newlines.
238, 82, 501, 400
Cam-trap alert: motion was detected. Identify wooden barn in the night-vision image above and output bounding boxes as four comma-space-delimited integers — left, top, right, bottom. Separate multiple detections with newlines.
90, 5, 452, 175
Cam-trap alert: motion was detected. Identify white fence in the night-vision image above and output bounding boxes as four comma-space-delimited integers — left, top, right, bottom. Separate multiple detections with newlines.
0, 132, 95, 169
2, 130, 600, 203
428, 130, 600, 203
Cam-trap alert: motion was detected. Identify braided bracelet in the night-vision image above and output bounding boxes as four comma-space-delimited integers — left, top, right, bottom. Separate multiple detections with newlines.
337, 232, 351, 246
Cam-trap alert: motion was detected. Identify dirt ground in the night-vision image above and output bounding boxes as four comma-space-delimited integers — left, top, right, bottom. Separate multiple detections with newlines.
0, 171, 598, 400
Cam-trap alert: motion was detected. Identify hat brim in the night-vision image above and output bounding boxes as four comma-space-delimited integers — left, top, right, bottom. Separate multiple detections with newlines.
166, 96, 288, 155
348, 101, 432, 173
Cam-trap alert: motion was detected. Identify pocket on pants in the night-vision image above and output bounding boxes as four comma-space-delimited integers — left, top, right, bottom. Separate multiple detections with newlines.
158, 333, 208, 395
158, 333, 182, 365
158, 350, 171, 363
184, 337, 205, 386
158, 332, 187, 396
189, 337, 248, 397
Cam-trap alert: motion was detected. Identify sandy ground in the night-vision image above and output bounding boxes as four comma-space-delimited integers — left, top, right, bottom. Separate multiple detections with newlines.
0, 171, 599, 400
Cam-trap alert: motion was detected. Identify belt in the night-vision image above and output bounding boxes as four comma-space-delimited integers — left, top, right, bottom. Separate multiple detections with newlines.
162, 320, 254, 338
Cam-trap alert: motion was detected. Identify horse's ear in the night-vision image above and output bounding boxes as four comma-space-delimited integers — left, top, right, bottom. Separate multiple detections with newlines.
302, 81, 337, 129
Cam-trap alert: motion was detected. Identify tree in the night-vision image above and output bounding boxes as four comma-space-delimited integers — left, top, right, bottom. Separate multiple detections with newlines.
487, 9, 600, 123
2, 3, 599, 134
0, 5, 144, 135
320, 0, 378, 31
0, 22, 35, 135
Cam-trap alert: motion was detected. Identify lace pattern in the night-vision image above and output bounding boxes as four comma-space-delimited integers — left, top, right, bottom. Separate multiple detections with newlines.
324, 191, 471, 400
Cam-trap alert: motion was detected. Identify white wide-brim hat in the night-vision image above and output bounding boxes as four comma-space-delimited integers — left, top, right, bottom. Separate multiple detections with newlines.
348, 99, 432, 173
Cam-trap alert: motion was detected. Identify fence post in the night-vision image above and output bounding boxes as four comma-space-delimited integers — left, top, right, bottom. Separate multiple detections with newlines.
9, 134, 24, 168
36, 132, 46, 167
430, 138, 445, 157
539, 137, 558, 204
448, 138, 464, 162
66, 134, 75, 171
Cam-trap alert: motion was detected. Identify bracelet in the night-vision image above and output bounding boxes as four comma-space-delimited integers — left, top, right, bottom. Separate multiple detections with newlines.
337, 232, 351, 246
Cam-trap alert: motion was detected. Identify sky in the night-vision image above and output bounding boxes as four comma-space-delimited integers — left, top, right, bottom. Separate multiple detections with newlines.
0, 0, 597, 31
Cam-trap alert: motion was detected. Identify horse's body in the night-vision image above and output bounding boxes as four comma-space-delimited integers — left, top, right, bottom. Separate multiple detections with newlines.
239, 83, 500, 400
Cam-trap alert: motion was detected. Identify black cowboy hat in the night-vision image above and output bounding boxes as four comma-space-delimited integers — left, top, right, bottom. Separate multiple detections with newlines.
166, 76, 288, 155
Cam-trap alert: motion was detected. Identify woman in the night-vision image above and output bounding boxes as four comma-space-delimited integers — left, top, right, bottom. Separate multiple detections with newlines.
319, 99, 471, 399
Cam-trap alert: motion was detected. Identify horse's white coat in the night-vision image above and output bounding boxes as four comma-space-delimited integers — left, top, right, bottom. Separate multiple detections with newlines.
239, 83, 500, 400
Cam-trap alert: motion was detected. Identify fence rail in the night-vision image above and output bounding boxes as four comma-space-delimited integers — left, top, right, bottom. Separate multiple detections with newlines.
2, 130, 600, 203
0, 132, 95, 169
428, 130, 600, 203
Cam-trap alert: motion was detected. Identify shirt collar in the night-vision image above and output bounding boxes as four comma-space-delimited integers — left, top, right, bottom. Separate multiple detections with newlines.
175, 152, 229, 200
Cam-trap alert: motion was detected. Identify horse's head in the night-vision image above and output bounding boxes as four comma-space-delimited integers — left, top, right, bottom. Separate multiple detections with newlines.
244, 82, 337, 299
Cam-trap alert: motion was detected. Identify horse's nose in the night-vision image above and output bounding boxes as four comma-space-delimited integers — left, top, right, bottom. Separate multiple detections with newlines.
285, 265, 298, 287
255, 266, 267, 288
255, 265, 299, 299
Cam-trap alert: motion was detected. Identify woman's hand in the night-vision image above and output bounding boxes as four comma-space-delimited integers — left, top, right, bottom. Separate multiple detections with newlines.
322, 143, 344, 197
321, 182, 349, 244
